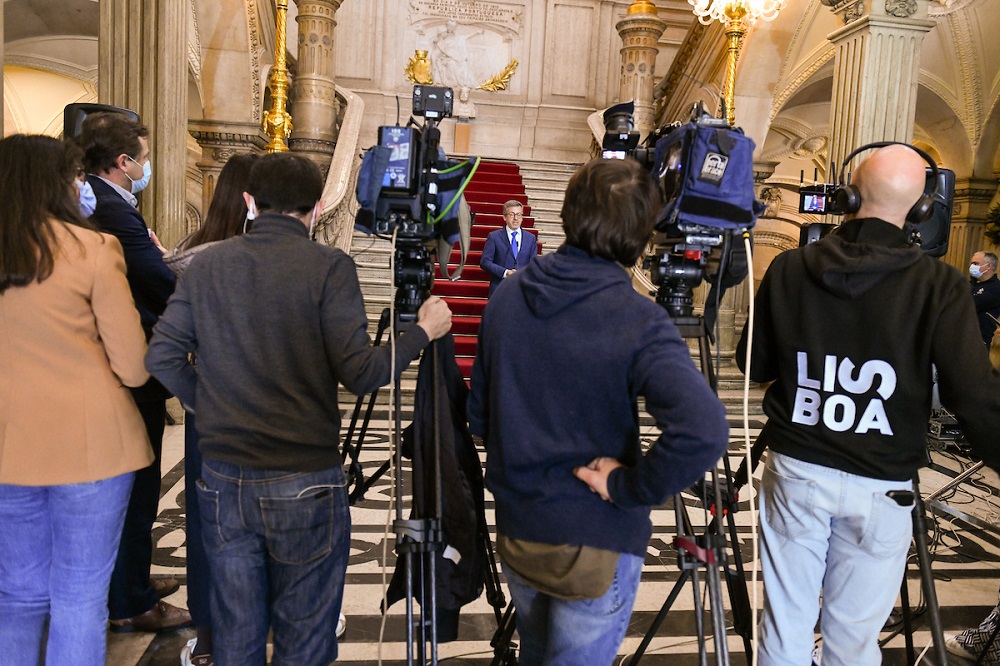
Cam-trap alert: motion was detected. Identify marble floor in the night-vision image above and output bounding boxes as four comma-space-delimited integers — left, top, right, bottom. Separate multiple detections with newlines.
105, 411, 1000, 666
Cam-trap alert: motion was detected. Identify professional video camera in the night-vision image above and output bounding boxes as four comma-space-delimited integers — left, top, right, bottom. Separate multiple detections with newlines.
796, 149, 956, 257
355, 85, 479, 319
623, 103, 763, 327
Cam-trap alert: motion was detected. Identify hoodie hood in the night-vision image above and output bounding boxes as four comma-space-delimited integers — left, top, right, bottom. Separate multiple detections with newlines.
801, 218, 923, 299
518, 244, 629, 318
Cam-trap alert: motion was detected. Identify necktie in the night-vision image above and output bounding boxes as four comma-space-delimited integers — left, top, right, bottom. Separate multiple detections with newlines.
511, 231, 518, 261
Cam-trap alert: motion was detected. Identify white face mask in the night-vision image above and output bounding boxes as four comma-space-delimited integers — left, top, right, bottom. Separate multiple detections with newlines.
971, 264, 984, 279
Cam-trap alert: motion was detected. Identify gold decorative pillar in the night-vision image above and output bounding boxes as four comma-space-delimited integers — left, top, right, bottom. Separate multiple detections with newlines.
99, 0, 188, 248
263, 0, 293, 152
615, 1, 667, 140
824, 0, 935, 166
289, 0, 343, 170
188, 121, 267, 223
944, 179, 997, 268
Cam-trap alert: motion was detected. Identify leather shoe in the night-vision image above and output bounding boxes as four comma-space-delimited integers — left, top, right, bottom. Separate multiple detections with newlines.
150, 577, 180, 599
109, 601, 193, 633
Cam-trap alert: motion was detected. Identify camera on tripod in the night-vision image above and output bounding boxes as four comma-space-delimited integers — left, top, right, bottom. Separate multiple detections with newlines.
355, 84, 479, 319
603, 102, 762, 322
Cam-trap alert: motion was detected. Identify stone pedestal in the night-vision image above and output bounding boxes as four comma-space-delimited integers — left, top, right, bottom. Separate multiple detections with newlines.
454, 120, 472, 154
188, 120, 268, 222
289, 0, 343, 171
825, 0, 935, 165
98, 1, 188, 248
615, 3, 667, 141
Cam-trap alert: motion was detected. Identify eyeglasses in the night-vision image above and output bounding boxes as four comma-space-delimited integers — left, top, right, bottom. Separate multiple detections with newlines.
505, 212, 523, 219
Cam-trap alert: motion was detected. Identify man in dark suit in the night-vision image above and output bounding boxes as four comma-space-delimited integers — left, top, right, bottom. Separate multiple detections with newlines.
481, 199, 537, 296
77, 111, 190, 632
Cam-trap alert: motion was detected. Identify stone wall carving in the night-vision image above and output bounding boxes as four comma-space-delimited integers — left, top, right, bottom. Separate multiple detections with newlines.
885, 0, 917, 18
246, 0, 263, 122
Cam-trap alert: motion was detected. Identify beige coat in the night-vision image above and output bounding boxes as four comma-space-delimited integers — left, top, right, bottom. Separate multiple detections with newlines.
0, 221, 154, 485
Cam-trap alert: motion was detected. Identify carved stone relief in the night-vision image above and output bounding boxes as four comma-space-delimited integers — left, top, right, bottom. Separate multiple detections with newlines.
407, 1, 522, 92
885, 0, 917, 18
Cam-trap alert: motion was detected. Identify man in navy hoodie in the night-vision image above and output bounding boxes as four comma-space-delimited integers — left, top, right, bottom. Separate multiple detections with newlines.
738, 144, 1000, 666
469, 158, 728, 665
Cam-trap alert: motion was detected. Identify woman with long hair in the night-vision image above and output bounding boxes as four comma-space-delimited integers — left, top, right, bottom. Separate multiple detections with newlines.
166, 152, 259, 666
0, 134, 152, 664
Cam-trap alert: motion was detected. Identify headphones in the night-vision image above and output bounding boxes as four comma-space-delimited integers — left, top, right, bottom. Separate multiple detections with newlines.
833, 141, 940, 225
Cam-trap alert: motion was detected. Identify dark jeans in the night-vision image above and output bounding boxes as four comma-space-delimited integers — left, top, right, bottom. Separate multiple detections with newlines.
108, 399, 165, 619
184, 414, 210, 628
197, 459, 350, 666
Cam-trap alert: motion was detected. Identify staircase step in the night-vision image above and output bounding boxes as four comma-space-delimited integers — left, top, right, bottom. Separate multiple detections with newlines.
432, 279, 489, 298
469, 201, 531, 216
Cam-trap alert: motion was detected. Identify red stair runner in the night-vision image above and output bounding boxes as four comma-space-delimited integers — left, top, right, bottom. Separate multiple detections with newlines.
433, 160, 540, 381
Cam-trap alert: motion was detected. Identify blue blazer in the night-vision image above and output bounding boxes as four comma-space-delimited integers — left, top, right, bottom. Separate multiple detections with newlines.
480, 227, 536, 295
87, 175, 176, 401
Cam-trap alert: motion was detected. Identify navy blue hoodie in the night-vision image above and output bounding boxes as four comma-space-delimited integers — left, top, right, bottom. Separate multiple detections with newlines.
468, 244, 729, 557
738, 218, 1000, 480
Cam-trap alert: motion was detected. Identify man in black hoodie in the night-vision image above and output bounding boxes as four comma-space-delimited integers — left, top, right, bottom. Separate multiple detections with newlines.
737, 144, 1000, 666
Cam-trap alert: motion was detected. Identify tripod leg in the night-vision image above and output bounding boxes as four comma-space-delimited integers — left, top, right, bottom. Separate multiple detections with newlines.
899, 563, 915, 665
912, 481, 948, 666
628, 570, 692, 664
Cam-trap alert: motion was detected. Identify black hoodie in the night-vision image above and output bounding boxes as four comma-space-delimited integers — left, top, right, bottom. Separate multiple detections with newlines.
738, 218, 1000, 480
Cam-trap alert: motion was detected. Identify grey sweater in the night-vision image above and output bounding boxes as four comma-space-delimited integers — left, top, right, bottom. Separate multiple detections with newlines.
146, 213, 428, 471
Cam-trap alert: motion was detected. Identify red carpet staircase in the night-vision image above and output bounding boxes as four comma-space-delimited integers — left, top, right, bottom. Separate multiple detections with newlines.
432, 161, 541, 380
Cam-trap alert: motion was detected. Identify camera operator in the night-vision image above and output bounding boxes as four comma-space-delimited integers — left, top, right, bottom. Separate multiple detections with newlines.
969, 250, 1000, 344
469, 158, 729, 665
145, 153, 451, 665
737, 144, 1000, 665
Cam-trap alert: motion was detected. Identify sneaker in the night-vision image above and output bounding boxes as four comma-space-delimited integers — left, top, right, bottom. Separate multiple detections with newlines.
337, 612, 346, 639
946, 635, 981, 663
180, 637, 213, 666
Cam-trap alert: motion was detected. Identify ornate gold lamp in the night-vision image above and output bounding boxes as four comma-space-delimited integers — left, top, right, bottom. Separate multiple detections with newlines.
688, 0, 786, 125
263, 0, 293, 152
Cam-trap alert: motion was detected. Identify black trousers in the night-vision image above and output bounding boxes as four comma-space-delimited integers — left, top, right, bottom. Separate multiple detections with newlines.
108, 399, 165, 619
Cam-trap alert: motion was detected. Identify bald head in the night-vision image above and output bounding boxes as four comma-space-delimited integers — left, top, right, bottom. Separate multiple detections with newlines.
848, 144, 929, 228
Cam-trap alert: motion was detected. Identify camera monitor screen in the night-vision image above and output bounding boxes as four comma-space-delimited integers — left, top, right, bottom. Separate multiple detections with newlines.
798, 185, 830, 214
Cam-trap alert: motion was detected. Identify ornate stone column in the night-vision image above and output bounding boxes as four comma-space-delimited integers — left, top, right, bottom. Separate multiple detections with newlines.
822, 0, 935, 166
615, 1, 667, 140
289, 0, 343, 171
99, 0, 188, 248
945, 178, 997, 267
188, 121, 267, 220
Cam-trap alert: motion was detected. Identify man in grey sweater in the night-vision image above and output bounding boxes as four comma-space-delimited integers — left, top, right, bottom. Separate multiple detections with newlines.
146, 152, 451, 666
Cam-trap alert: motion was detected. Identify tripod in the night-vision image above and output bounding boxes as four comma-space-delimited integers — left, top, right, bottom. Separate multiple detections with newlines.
341, 308, 518, 665
628, 315, 753, 666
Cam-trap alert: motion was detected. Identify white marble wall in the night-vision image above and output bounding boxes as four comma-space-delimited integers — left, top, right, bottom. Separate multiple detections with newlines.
334, 0, 646, 161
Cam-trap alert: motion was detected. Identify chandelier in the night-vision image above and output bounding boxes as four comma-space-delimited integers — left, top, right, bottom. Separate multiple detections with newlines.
687, 0, 787, 125
689, 0, 787, 27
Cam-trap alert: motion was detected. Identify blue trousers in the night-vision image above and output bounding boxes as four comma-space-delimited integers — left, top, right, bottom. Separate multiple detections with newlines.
197, 459, 351, 666
0, 473, 134, 665
758, 452, 914, 666
504, 552, 643, 666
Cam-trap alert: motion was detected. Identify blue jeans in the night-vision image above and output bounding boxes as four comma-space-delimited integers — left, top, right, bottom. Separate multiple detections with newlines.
0, 473, 134, 665
197, 459, 350, 666
504, 552, 643, 666
758, 452, 914, 666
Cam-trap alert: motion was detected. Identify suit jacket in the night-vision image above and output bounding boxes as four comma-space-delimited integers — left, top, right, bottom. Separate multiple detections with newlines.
87, 175, 176, 401
480, 227, 537, 296
0, 221, 154, 485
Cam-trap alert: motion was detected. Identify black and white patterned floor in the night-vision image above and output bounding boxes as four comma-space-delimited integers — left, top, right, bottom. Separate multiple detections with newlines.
107, 414, 1000, 665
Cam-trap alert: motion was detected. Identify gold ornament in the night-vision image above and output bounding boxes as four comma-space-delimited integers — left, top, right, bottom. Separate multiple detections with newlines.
477, 59, 519, 93
404, 50, 434, 85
